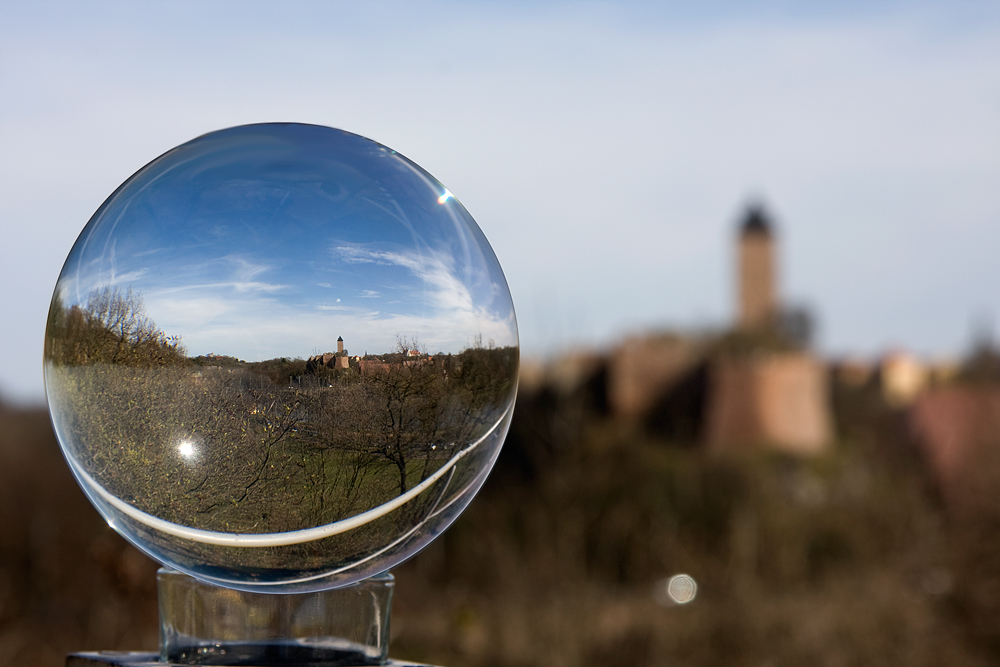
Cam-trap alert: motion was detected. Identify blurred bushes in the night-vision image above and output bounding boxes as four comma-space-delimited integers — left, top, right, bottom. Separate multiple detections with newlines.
0, 404, 159, 667
391, 378, 1000, 667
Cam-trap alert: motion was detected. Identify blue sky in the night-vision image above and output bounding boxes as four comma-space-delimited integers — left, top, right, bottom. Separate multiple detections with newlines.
2, 1, 999, 402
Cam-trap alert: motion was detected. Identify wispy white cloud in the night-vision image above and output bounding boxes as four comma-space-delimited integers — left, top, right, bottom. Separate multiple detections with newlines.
146, 280, 289, 295
109, 269, 149, 285
334, 245, 392, 265
331, 245, 476, 315
227, 255, 271, 282
132, 247, 167, 259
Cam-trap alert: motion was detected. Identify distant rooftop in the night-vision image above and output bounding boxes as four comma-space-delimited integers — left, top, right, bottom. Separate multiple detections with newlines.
741, 205, 773, 236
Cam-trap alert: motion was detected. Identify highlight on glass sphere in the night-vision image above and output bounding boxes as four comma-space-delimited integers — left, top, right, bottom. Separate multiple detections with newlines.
43, 123, 518, 593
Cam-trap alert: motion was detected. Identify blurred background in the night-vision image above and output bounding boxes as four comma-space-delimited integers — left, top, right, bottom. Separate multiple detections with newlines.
2, 1, 1000, 666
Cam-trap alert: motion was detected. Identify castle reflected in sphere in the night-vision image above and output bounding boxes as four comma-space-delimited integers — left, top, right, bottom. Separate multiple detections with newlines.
43, 123, 519, 592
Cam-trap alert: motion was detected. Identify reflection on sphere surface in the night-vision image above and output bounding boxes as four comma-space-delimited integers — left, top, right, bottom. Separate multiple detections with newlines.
44, 124, 518, 592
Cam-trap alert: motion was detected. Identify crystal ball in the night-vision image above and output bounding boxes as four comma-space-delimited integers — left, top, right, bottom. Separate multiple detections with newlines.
44, 123, 518, 592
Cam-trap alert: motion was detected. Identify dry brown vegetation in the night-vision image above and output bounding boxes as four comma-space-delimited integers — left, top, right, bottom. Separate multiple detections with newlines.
387, 376, 1000, 667
0, 402, 160, 667
4, 367, 1000, 666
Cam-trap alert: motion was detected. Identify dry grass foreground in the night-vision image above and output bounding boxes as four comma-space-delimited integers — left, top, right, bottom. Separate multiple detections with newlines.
3, 388, 1000, 667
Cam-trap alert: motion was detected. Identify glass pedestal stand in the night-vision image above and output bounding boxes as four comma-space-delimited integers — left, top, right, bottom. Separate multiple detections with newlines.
66, 569, 433, 667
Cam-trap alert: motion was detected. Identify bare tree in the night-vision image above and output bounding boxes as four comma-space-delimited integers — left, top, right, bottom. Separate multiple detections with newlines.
46, 286, 185, 367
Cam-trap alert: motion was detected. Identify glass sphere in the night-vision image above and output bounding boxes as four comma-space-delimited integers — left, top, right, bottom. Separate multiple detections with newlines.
44, 123, 518, 592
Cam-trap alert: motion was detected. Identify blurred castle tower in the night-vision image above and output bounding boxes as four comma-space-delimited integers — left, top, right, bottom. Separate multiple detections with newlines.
738, 205, 778, 331
337, 336, 345, 354
705, 204, 832, 455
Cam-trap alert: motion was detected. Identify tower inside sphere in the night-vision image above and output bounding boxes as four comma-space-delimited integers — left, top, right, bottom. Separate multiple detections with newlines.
44, 123, 519, 593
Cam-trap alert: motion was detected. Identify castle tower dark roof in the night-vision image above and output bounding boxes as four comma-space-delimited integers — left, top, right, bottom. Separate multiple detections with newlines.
337, 336, 344, 341
737, 203, 777, 331
741, 205, 773, 237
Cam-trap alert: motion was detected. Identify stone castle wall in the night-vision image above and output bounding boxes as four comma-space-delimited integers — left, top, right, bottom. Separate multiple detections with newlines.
705, 352, 831, 455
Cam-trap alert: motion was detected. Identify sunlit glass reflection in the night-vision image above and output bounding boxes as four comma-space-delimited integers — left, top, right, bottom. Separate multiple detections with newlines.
178, 440, 197, 459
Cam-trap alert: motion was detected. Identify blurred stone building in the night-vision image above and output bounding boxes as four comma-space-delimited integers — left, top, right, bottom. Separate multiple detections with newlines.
607, 334, 703, 420
908, 385, 1000, 513
907, 346, 1000, 503
878, 351, 929, 407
